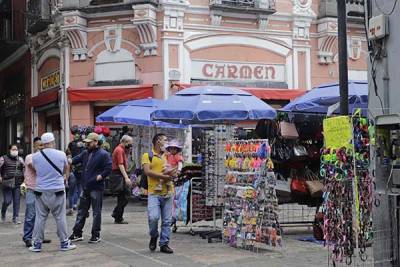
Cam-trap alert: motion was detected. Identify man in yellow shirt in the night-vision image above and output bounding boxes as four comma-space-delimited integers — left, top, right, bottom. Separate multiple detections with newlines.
142, 134, 175, 254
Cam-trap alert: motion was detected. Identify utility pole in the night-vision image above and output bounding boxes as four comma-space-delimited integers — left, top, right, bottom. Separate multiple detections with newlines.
337, 0, 349, 115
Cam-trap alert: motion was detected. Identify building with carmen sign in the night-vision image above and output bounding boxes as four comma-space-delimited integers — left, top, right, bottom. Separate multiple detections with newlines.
21, 0, 368, 151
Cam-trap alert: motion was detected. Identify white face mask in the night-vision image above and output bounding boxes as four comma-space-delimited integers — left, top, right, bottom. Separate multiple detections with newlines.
10, 151, 18, 157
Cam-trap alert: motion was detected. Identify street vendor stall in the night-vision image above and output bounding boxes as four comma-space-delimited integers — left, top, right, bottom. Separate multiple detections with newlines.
151, 86, 280, 250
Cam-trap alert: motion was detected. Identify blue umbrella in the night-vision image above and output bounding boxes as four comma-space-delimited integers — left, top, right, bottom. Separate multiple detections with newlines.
96, 98, 186, 128
280, 80, 368, 114
151, 86, 277, 124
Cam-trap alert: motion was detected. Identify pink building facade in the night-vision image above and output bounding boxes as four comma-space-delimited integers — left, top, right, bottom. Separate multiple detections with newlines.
28, 0, 367, 150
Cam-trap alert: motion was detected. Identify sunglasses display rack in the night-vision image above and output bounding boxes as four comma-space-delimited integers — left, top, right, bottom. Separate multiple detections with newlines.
222, 139, 282, 251
322, 115, 373, 266
204, 125, 234, 207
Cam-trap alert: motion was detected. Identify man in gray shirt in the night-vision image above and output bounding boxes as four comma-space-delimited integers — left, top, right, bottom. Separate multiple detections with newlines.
30, 132, 76, 252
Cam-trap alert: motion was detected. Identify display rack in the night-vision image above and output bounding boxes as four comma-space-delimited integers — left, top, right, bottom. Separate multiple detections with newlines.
223, 139, 282, 251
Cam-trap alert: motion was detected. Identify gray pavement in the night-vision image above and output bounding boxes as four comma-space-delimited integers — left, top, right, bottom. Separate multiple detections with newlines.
0, 196, 336, 267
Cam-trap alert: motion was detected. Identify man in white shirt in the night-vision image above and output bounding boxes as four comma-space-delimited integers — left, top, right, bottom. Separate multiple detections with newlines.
29, 132, 76, 252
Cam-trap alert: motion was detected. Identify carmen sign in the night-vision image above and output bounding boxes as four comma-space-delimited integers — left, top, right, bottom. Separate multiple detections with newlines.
41, 70, 60, 91
191, 60, 285, 82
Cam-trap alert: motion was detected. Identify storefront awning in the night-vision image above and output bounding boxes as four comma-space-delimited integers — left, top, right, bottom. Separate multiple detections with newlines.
30, 89, 59, 107
174, 83, 306, 101
68, 85, 154, 102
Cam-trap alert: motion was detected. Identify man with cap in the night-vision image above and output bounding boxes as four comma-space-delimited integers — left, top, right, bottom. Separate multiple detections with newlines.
30, 132, 76, 252
68, 133, 112, 243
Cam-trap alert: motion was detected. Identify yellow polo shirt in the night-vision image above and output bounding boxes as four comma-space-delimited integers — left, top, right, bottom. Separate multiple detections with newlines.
141, 149, 173, 195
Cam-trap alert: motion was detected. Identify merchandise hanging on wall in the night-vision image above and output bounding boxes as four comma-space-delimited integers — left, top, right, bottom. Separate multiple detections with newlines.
223, 139, 282, 251
321, 111, 373, 265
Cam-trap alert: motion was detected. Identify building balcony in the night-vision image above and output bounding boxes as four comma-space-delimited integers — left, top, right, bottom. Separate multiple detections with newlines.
0, 10, 27, 62
318, 0, 365, 22
27, 0, 52, 34
209, 0, 276, 15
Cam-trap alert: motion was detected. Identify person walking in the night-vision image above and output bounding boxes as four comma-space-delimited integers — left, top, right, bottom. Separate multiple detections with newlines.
68, 133, 112, 243
0, 144, 25, 224
110, 135, 132, 224
66, 134, 84, 216
142, 134, 175, 254
22, 137, 52, 247
29, 132, 76, 252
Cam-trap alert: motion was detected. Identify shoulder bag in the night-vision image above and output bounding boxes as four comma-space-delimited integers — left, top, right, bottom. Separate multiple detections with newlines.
40, 150, 63, 176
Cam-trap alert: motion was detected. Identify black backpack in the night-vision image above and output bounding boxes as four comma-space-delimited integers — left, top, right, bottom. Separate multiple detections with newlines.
138, 151, 153, 190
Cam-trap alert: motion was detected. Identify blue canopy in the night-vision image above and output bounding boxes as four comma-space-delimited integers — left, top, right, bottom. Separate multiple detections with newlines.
96, 98, 186, 128
151, 86, 277, 124
280, 80, 368, 114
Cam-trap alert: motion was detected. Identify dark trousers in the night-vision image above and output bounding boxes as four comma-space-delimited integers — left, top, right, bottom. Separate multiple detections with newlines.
1, 185, 21, 221
72, 190, 103, 238
112, 190, 128, 222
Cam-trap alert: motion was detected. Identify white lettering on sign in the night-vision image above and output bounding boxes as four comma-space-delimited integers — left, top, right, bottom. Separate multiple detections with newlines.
191, 60, 286, 82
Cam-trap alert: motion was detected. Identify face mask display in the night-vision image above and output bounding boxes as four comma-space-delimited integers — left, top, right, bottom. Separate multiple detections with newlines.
10, 151, 18, 157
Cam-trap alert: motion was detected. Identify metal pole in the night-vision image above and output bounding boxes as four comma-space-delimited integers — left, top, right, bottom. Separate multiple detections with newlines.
337, 0, 349, 115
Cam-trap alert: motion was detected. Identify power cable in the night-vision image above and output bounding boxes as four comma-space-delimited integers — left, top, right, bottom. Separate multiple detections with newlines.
375, 0, 398, 16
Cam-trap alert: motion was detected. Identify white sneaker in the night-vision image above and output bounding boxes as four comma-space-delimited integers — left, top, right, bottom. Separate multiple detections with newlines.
60, 240, 77, 251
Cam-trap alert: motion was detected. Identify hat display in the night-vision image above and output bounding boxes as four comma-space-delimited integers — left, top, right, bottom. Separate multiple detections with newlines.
83, 132, 99, 143
41, 132, 55, 144
166, 139, 183, 151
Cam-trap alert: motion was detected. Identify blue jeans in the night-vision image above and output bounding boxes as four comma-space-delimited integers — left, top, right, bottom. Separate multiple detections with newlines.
23, 189, 36, 241
68, 173, 82, 209
1, 185, 21, 221
72, 190, 103, 238
148, 195, 173, 247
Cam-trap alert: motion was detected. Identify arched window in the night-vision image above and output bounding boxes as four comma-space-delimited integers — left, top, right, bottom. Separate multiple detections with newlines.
94, 49, 135, 82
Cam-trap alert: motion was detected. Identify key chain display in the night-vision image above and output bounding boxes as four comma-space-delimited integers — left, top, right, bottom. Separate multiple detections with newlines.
223, 139, 282, 251
322, 112, 373, 265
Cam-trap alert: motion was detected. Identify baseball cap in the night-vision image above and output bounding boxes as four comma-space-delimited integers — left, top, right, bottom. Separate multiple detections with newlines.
41, 132, 55, 144
83, 132, 99, 143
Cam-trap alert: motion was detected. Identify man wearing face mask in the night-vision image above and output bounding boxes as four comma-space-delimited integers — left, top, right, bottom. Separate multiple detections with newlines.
68, 133, 112, 243
110, 135, 133, 224
0, 144, 25, 224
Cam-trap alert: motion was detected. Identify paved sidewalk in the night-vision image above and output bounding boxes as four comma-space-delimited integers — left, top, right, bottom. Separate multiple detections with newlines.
0, 196, 333, 267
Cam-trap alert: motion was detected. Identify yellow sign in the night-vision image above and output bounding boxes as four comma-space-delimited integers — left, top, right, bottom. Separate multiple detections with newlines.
323, 116, 352, 149
41, 70, 60, 91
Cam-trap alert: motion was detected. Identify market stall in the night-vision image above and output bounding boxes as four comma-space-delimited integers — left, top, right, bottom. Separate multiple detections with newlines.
151, 86, 280, 249
269, 81, 369, 228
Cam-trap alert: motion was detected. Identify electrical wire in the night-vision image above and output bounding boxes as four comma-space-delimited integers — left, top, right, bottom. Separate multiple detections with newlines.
363, 0, 386, 114
374, 0, 398, 16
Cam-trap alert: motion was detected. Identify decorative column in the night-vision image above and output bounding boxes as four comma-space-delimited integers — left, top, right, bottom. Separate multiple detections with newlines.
60, 11, 88, 61
160, 0, 189, 99
132, 4, 158, 56
292, 0, 315, 90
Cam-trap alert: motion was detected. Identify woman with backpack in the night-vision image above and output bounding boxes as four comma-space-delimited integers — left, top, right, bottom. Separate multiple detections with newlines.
0, 144, 25, 224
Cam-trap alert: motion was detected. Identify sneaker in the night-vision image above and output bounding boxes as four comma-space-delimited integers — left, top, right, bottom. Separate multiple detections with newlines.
43, 239, 52, 244
24, 239, 32, 248
60, 240, 77, 251
13, 219, 21, 225
68, 233, 83, 242
1, 216, 5, 223
88, 236, 101, 244
72, 205, 77, 211
160, 245, 174, 254
149, 237, 157, 251
29, 241, 42, 252
66, 209, 74, 216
